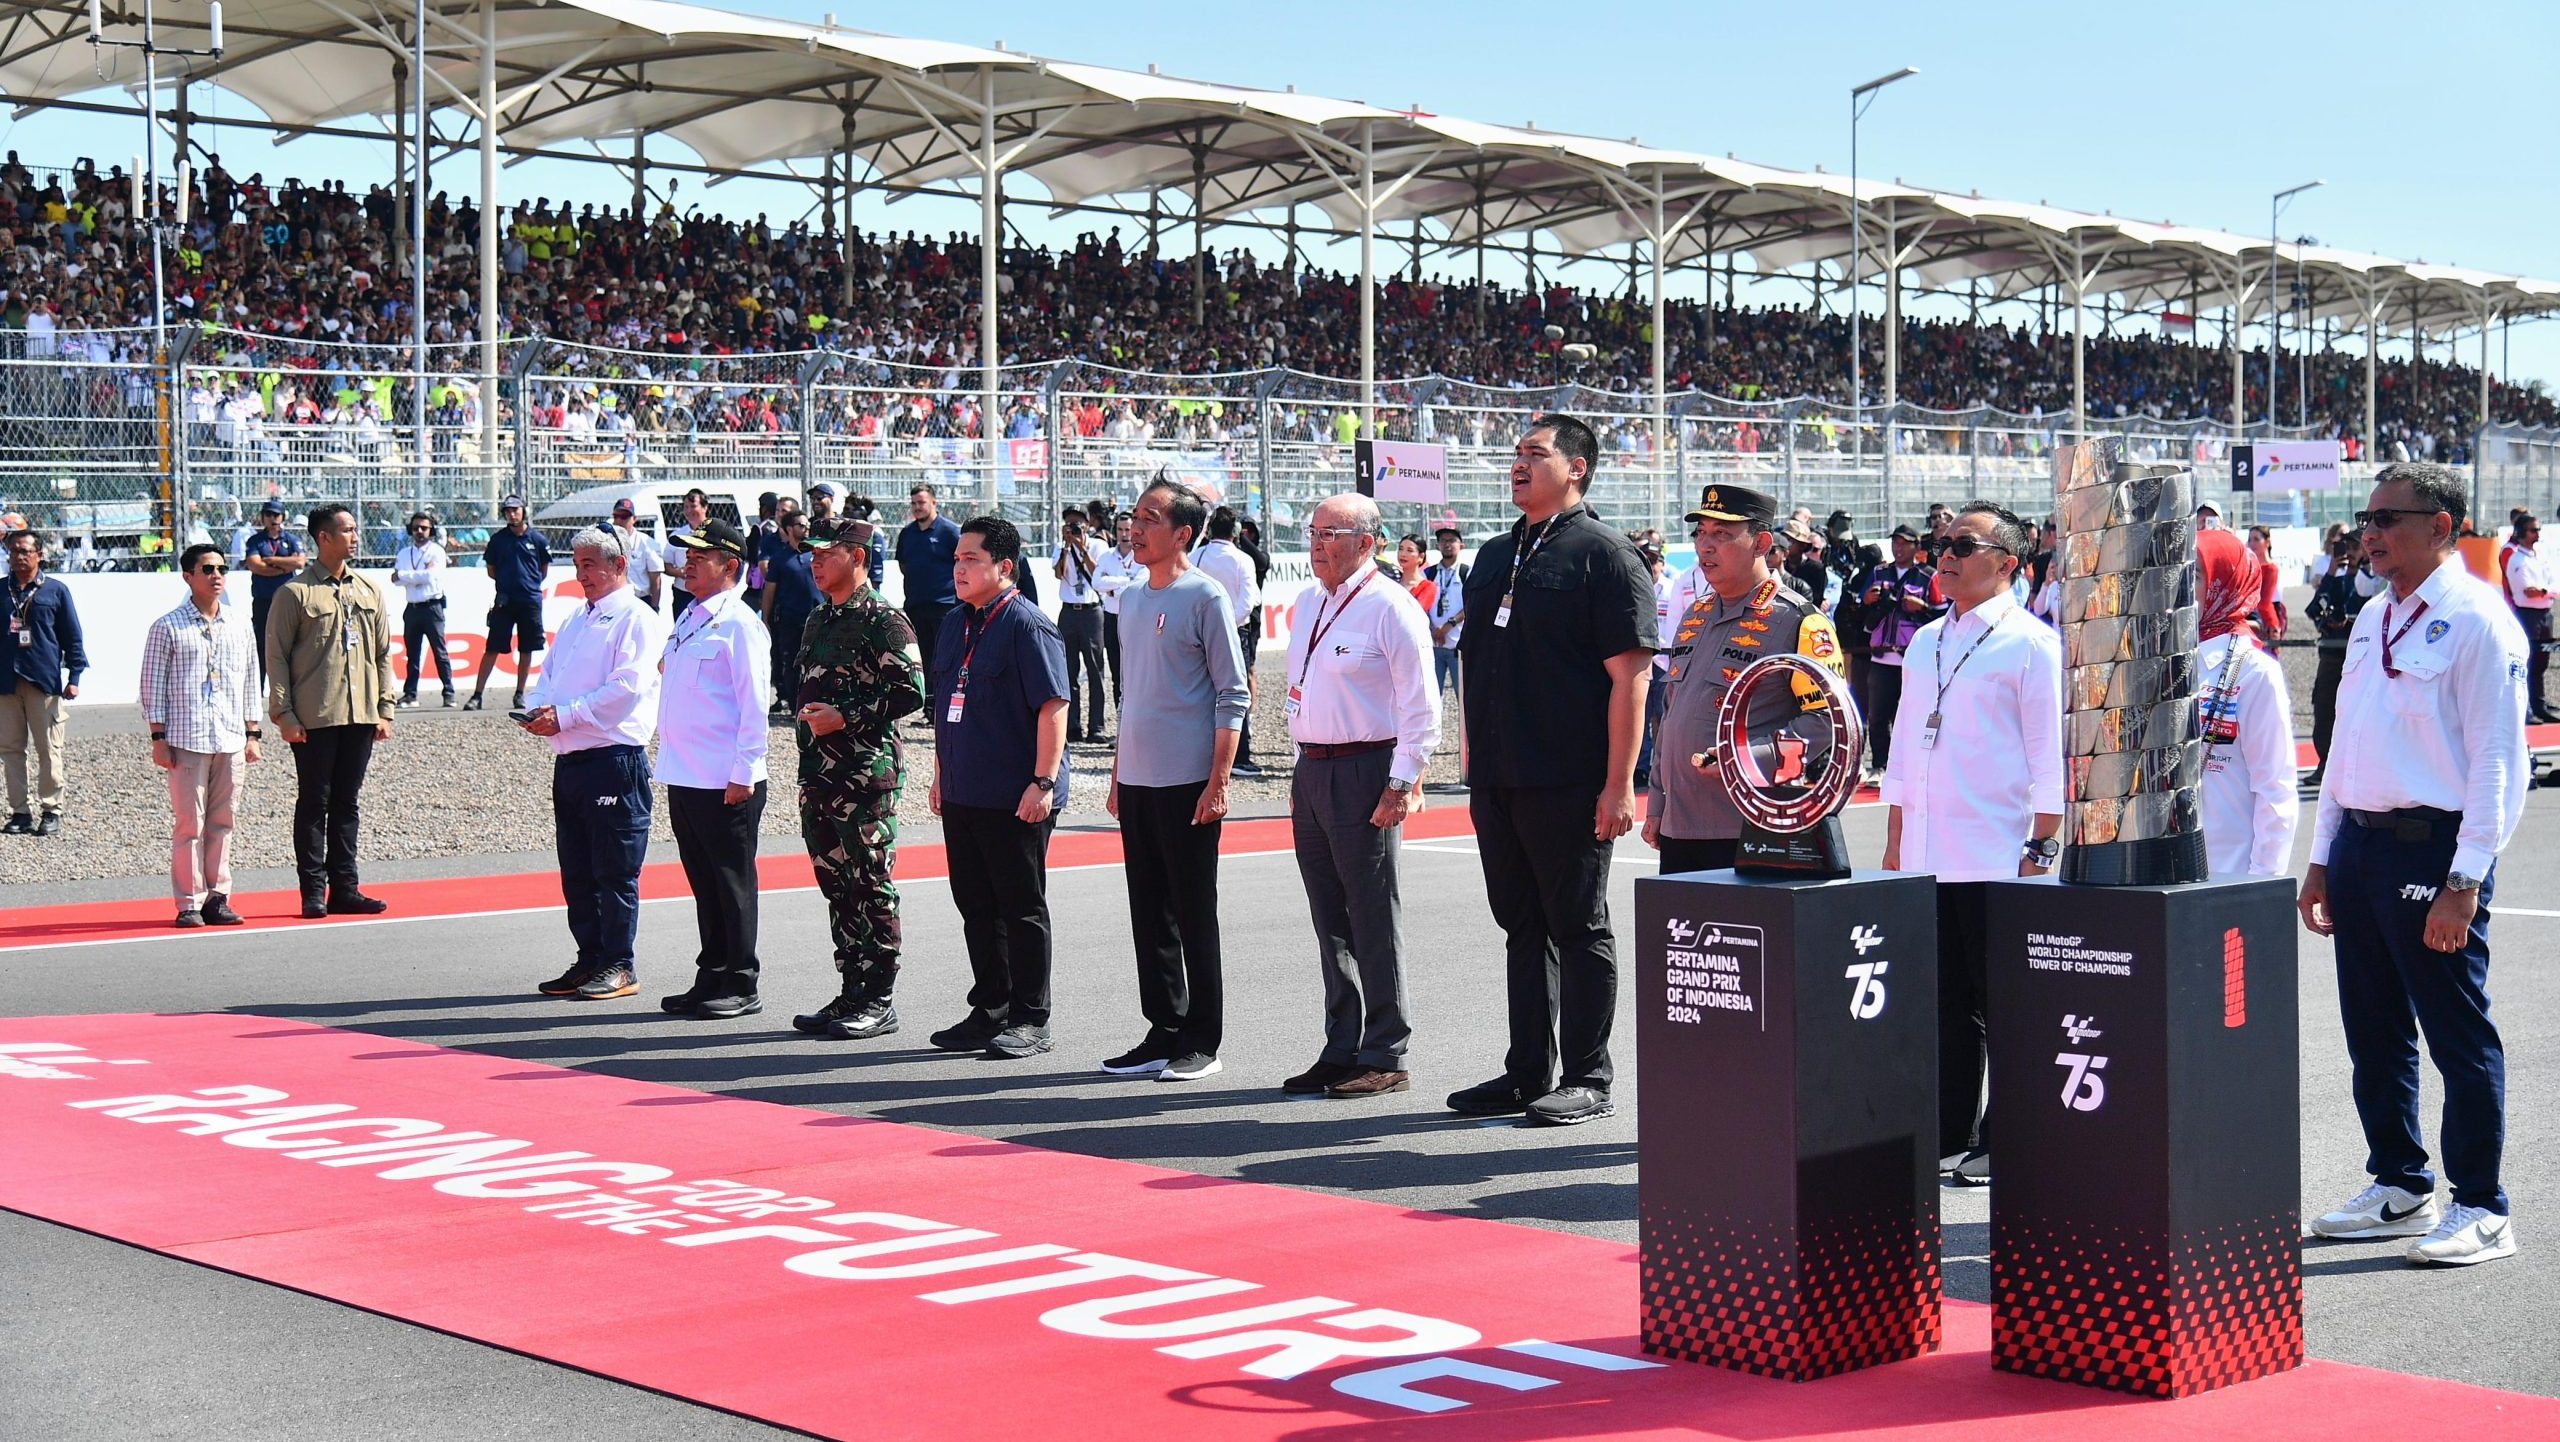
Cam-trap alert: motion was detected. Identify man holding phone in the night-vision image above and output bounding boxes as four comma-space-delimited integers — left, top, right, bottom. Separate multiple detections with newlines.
520, 525, 665, 1002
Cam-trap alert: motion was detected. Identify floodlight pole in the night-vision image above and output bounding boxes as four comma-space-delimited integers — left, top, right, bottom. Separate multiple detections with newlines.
88, 0, 224, 553
2269, 180, 2321, 435
1848, 66, 1916, 423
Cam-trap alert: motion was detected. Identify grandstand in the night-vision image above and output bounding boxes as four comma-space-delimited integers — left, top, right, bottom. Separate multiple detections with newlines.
2, 0, 2557, 560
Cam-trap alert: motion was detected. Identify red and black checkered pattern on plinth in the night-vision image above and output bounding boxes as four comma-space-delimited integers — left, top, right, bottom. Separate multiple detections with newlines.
1643, 1206, 1942, 1381
1992, 1210, 2303, 1398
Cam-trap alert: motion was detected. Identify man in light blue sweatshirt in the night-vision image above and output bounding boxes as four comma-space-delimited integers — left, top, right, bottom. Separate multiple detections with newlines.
1104, 476, 1250, 1084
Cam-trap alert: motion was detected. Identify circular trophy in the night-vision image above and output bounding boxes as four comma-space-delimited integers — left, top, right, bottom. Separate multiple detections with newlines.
1713, 653, 1865, 877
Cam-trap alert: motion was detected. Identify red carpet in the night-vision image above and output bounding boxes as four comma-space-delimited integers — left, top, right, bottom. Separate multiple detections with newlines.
0, 806, 1482, 952
2, 1014, 2552, 1440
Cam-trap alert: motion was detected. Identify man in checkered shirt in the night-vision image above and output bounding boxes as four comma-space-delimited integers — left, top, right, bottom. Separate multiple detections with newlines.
139, 543, 265, 928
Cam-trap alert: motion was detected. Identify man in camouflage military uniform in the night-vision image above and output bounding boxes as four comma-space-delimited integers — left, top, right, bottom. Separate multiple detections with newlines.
1644, 482, 1846, 874
787, 514, 927, 1040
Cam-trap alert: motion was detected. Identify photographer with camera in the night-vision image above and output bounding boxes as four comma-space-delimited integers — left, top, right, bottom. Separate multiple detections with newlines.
2305, 527, 2384, 786
1054, 507, 1110, 741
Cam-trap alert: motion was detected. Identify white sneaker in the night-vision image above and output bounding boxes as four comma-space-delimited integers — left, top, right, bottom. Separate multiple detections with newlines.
2406, 1204, 2517, 1266
2309, 1182, 2439, 1239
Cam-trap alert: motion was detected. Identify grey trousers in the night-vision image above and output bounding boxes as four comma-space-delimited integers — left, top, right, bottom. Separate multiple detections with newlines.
1291, 746, 1411, 1068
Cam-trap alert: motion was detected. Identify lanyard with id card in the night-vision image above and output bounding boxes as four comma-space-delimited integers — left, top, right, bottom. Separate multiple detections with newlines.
1494, 513, 1563, 629
1918, 611, 2004, 749
947, 591, 1017, 723
1288, 570, 1373, 719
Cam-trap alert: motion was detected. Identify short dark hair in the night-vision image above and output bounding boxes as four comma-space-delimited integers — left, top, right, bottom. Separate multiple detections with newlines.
308, 503, 355, 537
180, 542, 224, 573
910, 483, 936, 500
1958, 500, 2031, 575
1206, 505, 1239, 541
961, 515, 1022, 575
1526, 413, 1600, 486
2377, 461, 2468, 532
2516, 512, 2540, 541
1142, 477, 1208, 547
4, 529, 38, 552
407, 510, 437, 534
682, 487, 708, 505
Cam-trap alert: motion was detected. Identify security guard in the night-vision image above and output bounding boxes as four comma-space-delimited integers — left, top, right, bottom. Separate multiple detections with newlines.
2302, 463, 2529, 1267
1644, 483, 1844, 874
786, 515, 928, 1042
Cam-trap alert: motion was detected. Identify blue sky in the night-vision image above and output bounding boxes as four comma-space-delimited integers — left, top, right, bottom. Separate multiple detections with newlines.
9, 0, 2554, 393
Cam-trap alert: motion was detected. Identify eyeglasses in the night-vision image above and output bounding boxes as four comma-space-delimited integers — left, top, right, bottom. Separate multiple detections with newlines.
1310, 526, 1373, 544
195, 565, 227, 576
2354, 507, 2446, 531
1942, 535, 2012, 559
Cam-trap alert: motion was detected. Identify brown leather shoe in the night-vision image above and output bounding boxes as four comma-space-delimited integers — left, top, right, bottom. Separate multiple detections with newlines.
1326, 1068, 1411, 1098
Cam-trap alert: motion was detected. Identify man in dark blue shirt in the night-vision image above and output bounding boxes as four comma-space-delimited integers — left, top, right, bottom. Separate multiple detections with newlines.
760, 509, 821, 718
0, 527, 86, 835
927, 515, 1070, 1059
241, 499, 303, 677
464, 494, 552, 712
894, 483, 962, 684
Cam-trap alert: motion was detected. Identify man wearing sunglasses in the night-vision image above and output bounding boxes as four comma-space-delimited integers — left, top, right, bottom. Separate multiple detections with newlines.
1880, 501, 2064, 1190
140, 545, 261, 926
2301, 463, 2530, 1267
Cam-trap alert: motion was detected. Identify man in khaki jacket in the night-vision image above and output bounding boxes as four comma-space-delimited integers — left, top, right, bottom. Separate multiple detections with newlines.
266, 503, 397, 918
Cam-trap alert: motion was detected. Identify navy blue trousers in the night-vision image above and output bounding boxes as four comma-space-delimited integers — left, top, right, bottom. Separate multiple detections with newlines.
554, 745, 653, 973
2328, 816, 2507, 1213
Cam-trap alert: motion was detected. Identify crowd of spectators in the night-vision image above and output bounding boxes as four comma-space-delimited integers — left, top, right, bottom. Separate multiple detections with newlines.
2, 150, 2552, 463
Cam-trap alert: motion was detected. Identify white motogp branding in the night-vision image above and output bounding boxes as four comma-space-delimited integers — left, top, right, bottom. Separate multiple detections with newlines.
47, 1070, 1666, 1416
1844, 926, 1889, 1021
2055, 1015, 2109, 1112
1849, 925, 1884, 956
0, 1041, 151, 1081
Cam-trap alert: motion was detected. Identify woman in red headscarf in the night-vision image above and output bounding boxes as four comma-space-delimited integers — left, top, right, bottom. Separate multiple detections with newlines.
2194, 527, 2299, 879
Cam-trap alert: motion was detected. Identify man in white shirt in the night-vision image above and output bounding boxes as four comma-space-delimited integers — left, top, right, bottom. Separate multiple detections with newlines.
1052, 508, 1110, 741
2502, 512, 2552, 723
656, 520, 773, 1021
140, 544, 262, 928
391, 511, 454, 707
1191, 506, 1264, 777
1881, 501, 2064, 1188
1095, 514, 1141, 712
519, 525, 666, 1004
612, 495, 666, 612
1423, 525, 1469, 697
1281, 494, 1440, 1100
2301, 464, 2529, 1267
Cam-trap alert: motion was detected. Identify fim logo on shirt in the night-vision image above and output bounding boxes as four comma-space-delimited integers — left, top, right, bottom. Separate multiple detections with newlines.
2401, 884, 2440, 902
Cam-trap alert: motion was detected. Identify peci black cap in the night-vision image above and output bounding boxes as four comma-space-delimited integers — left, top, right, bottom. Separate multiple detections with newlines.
671, 518, 750, 559
1684, 483, 1779, 527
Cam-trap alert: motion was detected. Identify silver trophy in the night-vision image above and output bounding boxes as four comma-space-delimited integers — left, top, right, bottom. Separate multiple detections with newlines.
2052, 438, 2207, 886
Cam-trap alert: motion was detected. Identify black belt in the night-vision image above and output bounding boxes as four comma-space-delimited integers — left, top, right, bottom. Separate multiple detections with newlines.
2347, 805, 2460, 840
1061, 601, 1100, 610
559, 743, 645, 764
1298, 739, 1393, 761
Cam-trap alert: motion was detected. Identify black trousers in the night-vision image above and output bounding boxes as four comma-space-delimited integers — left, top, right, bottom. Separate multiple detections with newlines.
403, 598, 453, 697
251, 595, 276, 683
1658, 835, 1739, 875
2520, 606, 2551, 716
945, 804, 1056, 1028
1102, 612, 1123, 704
1118, 779, 1223, 1056
1864, 661, 1905, 772
906, 600, 953, 677
1235, 619, 1261, 761
288, 723, 377, 896
2311, 646, 2346, 766
770, 615, 809, 712
1059, 603, 1107, 738
554, 746, 652, 973
667, 781, 766, 992
1937, 880, 1991, 1157
1473, 782, 1619, 1092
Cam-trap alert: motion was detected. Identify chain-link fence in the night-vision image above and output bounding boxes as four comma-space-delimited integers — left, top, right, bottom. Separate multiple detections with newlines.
1, 326, 2525, 566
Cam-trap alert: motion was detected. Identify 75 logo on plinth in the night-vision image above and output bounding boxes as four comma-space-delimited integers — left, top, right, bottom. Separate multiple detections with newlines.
1843, 926, 1888, 1019
2054, 1014, 2108, 1111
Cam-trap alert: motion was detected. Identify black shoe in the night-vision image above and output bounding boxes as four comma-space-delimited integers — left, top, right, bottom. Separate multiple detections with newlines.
659, 985, 710, 1015
201, 894, 243, 926
1099, 1035, 1180, 1075
984, 1024, 1054, 1059
1231, 759, 1265, 779
32, 811, 59, 837
1527, 1085, 1615, 1126
1158, 1051, 1222, 1082
692, 994, 762, 1020
326, 889, 388, 915
442, 693, 457, 708
1283, 1060, 1360, 1095
793, 993, 899, 1039
928, 1011, 1004, 1052
462, 694, 485, 711
1446, 1077, 1533, 1116
1946, 1150, 1992, 1188
575, 965, 640, 1001
538, 964, 596, 997
399, 693, 418, 707
173, 908, 204, 929
300, 894, 328, 920
1, 812, 29, 834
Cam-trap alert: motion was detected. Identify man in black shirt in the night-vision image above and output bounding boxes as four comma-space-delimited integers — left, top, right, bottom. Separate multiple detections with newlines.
1449, 414, 1656, 1127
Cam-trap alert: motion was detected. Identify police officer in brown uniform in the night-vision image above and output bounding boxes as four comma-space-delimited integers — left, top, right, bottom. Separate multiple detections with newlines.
1644, 483, 1846, 875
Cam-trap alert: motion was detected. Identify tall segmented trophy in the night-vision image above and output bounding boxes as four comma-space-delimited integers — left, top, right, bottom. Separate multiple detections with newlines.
2053, 438, 2206, 887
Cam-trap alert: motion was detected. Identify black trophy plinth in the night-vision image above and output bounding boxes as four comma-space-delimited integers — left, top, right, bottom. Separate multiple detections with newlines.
1636, 869, 1941, 1381
1735, 817, 1853, 879
1984, 875, 2302, 1399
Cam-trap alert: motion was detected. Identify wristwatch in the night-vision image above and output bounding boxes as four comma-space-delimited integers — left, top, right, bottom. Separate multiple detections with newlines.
1386, 777, 1413, 795
2021, 836, 2061, 866
2446, 871, 2484, 893
1031, 776, 1056, 793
